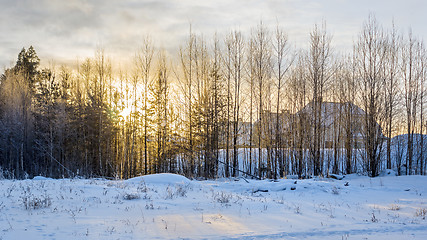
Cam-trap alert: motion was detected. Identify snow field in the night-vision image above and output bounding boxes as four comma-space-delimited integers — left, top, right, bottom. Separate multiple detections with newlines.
0, 173, 426, 239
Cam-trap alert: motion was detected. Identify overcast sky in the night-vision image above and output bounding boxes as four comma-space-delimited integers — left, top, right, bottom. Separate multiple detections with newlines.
1, 0, 426, 69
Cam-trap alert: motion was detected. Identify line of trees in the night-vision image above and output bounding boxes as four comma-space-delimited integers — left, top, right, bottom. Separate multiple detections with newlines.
0, 16, 426, 179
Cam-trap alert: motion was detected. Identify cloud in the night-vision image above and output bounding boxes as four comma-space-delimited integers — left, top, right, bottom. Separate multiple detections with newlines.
0, 0, 426, 69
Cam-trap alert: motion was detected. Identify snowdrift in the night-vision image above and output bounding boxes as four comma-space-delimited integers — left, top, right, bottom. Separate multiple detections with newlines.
125, 173, 191, 185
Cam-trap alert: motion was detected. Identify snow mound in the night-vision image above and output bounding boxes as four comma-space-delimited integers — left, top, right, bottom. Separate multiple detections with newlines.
379, 169, 397, 177
32, 176, 53, 180
126, 173, 191, 185
328, 174, 345, 180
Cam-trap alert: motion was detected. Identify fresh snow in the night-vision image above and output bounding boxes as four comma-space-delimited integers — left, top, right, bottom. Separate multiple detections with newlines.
125, 173, 191, 185
0, 173, 426, 239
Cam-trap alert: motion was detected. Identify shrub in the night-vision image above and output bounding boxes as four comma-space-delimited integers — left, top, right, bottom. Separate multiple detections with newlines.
123, 193, 140, 200
21, 195, 52, 210
214, 191, 232, 204
165, 183, 190, 199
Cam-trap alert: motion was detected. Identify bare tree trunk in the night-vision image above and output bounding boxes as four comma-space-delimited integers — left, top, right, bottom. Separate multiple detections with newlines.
273, 25, 292, 178
307, 22, 332, 177
251, 22, 272, 179
178, 28, 196, 177
137, 36, 154, 175
355, 15, 387, 177
420, 44, 426, 175
225, 31, 244, 177
401, 31, 422, 175
385, 23, 400, 170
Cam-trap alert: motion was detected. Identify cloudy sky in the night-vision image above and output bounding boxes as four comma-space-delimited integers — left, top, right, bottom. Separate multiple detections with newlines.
1, 0, 426, 68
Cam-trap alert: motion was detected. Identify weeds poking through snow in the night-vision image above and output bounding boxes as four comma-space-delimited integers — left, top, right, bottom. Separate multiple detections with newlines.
165, 186, 175, 199
165, 183, 190, 199
145, 202, 154, 210
106, 226, 116, 234
293, 204, 301, 214
275, 196, 285, 205
175, 183, 190, 197
68, 209, 77, 223
5, 184, 15, 198
371, 212, 378, 222
214, 191, 232, 204
161, 219, 168, 229
137, 181, 148, 193
123, 193, 140, 200
388, 204, 401, 211
415, 208, 427, 219
21, 194, 52, 210
331, 186, 340, 195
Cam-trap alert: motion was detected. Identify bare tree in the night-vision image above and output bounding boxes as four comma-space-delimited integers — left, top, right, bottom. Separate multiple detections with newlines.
288, 55, 308, 178
246, 39, 256, 176
384, 23, 401, 170
224, 31, 245, 177
355, 15, 387, 177
336, 55, 357, 174
150, 51, 169, 173
401, 31, 419, 175
420, 43, 426, 175
193, 35, 210, 177
136, 37, 155, 175
178, 28, 196, 177
401, 31, 426, 175
272, 25, 293, 178
307, 22, 333, 176
204, 35, 224, 178
251, 22, 272, 179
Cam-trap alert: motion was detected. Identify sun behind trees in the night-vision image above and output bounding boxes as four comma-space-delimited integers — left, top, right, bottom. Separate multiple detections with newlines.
0, 16, 426, 179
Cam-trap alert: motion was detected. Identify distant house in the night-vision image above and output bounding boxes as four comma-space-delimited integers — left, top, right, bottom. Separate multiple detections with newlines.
229, 111, 292, 147
295, 101, 385, 148
237, 121, 253, 146
218, 120, 255, 148
252, 109, 292, 146
233, 101, 385, 149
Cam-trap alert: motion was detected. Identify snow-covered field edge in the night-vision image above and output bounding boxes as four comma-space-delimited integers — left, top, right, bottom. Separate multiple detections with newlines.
0, 173, 426, 239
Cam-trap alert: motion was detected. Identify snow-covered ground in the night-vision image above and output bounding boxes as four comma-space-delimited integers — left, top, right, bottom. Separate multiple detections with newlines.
1, 172, 426, 239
